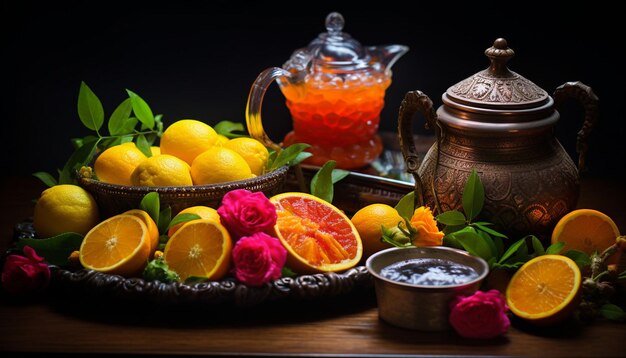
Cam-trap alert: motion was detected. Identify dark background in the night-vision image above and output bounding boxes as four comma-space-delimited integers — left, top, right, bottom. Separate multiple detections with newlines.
2, 1, 624, 184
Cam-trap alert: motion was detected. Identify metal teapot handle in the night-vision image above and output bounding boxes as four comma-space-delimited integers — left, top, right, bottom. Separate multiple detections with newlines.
397, 90, 438, 208
245, 67, 291, 152
553, 81, 599, 173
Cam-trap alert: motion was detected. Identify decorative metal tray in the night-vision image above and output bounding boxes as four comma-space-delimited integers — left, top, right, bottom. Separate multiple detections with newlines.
13, 160, 417, 308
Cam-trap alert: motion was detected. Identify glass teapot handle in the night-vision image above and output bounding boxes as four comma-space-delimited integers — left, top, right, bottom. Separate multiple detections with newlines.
397, 90, 438, 208
245, 67, 291, 152
553, 81, 599, 173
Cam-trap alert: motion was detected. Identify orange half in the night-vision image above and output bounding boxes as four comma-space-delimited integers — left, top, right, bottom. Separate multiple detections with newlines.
163, 219, 232, 282
269, 192, 362, 274
79, 214, 150, 277
506, 254, 581, 325
124, 209, 159, 257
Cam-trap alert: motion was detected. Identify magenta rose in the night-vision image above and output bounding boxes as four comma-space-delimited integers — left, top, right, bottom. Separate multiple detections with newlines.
217, 189, 277, 240
1, 246, 51, 295
232, 232, 287, 287
449, 289, 510, 339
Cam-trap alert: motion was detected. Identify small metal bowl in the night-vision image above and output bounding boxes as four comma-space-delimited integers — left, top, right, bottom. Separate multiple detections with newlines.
366, 246, 489, 331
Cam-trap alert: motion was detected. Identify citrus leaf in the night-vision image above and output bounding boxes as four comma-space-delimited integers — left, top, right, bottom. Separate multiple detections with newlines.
493, 235, 504, 258
498, 238, 526, 264
59, 136, 100, 184
77, 81, 104, 131
135, 134, 152, 157
546, 241, 565, 254
563, 249, 591, 269
452, 226, 493, 261
33, 171, 57, 187
139, 192, 160, 225
70, 137, 83, 150
331, 168, 349, 184
214, 120, 246, 138
443, 233, 462, 249
157, 206, 172, 235
270, 143, 310, 170
281, 266, 297, 278
476, 229, 498, 260
167, 213, 202, 230
17, 233, 84, 266
530, 235, 545, 256
443, 224, 466, 235
311, 160, 336, 203
126, 89, 155, 129
395, 191, 415, 219
436, 210, 466, 226
185, 276, 209, 284
473, 222, 508, 239
462, 169, 484, 221
599, 304, 625, 321
108, 98, 133, 135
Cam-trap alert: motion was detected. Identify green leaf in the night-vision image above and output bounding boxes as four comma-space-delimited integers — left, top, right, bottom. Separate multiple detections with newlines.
108, 98, 133, 135
395, 191, 415, 219
58, 136, 100, 184
310, 160, 336, 203
530, 235, 545, 256
135, 134, 152, 157
563, 249, 591, 269
167, 213, 201, 230
452, 226, 493, 261
546, 241, 565, 254
498, 238, 527, 264
281, 266, 298, 278
443, 224, 466, 235
77, 81, 104, 131
70, 137, 83, 150
331, 169, 349, 184
476, 229, 498, 260
291, 152, 313, 166
493, 235, 504, 258
126, 89, 155, 129
17, 233, 84, 266
33, 172, 57, 187
269, 143, 310, 170
599, 304, 625, 321
443, 234, 463, 249
214, 120, 246, 138
143, 257, 180, 283
473, 222, 508, 239
157, 206, 172, 235
462, 169, 484, 221
436, 210, 466, 226
139, 192, 160, 226
185, 276, 209, 284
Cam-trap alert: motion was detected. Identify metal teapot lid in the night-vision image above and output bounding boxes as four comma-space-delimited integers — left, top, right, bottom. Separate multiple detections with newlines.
443, 38, 551, 120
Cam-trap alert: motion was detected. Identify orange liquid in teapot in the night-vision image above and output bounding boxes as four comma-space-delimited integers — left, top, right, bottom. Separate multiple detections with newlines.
281, 73, 391, 169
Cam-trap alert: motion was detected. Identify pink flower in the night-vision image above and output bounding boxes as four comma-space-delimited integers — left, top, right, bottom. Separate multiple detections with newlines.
449, 289, 510, 339
1, 246, 51, 295
217, 189, 277, 240
232, 232, 287, 287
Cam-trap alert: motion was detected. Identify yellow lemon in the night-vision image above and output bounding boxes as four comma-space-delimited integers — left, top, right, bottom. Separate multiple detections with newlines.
131, 154, 193, 187
160, 119, 218, 165
214, 134, 229, 146
150, 146, 161, 156
223, 137, 269, 176
190, 147, 254, 185
33, 184, 100, 238
94, 142, 147, 186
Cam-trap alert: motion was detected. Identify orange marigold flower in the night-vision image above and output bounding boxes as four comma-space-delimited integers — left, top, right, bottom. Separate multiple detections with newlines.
410, 206, 444, 246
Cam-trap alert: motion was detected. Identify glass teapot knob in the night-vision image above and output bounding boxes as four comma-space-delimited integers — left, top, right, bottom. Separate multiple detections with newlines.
325, 12, 344, 36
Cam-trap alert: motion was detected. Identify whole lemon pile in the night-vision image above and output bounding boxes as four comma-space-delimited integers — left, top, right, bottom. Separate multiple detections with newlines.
93, 119, 269, 186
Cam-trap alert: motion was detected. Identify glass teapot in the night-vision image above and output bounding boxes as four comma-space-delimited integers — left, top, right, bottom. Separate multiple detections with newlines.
246, 12, 408, 169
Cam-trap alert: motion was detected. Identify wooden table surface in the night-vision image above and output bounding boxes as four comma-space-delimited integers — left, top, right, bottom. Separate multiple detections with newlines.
1, 175, 625, 357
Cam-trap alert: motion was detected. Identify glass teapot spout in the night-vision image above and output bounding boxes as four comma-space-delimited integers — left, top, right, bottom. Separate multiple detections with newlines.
367, 44, 409, 73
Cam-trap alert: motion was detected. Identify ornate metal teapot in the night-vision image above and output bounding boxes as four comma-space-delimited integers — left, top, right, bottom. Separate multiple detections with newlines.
398, 38, 598, 239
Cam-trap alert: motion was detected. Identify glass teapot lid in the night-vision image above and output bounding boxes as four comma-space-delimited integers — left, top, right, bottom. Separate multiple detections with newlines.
284, 12, 375, 73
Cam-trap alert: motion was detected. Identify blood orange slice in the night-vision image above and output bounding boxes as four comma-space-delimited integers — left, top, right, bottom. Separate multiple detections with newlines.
269, 192, 362, 274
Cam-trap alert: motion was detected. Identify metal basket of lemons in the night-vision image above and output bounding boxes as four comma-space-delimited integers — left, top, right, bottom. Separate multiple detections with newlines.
37, 83, 298, 218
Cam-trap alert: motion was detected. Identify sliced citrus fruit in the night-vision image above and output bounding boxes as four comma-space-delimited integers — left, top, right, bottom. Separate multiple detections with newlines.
506, 254, 582, 326
167, 206, 221, 237
123, 209, 160, 256
269, 192, 362, 274
79, 214, 151, 277
551, 209, 621, 264
163, 219, 232, 281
